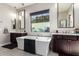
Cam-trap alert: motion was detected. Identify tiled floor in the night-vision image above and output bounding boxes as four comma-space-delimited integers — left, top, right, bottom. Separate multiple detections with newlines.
0, 47, 58, 56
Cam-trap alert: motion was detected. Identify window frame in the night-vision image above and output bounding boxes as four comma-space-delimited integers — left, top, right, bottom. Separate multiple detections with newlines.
30, 9, 50, 33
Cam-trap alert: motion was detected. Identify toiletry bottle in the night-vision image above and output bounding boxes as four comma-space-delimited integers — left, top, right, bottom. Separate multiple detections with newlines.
56, 30, 58, 33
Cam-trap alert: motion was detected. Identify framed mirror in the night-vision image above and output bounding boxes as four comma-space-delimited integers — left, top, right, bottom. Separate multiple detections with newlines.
18, 10, 25, 30
57, 3, 74, 28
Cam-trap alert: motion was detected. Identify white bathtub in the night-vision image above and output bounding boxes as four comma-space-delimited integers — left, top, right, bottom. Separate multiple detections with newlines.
16, 36, 37, 50
36, 36, 51, 56
16, 36, 51, 56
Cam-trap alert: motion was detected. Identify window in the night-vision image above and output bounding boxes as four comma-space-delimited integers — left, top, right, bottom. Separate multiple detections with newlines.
30, 9, 50, 32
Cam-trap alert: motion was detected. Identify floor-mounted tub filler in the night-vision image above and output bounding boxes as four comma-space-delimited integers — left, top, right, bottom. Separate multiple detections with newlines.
16, 36, 51, 56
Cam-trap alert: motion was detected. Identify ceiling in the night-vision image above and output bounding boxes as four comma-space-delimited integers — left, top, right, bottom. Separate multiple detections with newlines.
7, 3, 72, 11
7, 3, 34, 9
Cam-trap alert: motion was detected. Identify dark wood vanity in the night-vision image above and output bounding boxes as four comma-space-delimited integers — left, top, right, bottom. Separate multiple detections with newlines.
10, 32, 27, 46
52, 33, 79, 56
2, 32, 27, 49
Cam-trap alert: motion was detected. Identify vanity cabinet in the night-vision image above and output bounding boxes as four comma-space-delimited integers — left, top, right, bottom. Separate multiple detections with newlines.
53, 35, 70, 54
52, 35, 79, 56
10, 32, 27, 46
70, 40, 79, 55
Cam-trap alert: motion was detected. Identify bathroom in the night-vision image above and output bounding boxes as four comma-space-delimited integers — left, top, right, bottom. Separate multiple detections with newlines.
13, 3, 79, 56
0, 2, 79, 57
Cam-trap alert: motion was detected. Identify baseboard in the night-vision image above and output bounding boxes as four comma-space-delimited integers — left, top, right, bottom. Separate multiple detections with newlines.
0, 42, 11, 46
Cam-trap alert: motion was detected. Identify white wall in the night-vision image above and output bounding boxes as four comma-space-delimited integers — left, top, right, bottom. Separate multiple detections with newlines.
25, 3, 55, 36
24, 3, 79, 36
0, 4, 16, 32
0, 4, 16, 44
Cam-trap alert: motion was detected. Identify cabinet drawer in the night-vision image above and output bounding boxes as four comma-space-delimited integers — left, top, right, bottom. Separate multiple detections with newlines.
53, 35, 62, 40
70, 40, 79, 55
53, 39, 69, 53
63, 35, 77, 40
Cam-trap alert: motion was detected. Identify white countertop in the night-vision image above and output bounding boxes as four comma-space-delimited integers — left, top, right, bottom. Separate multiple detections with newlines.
9, 31, 27, 33
52, 33, 79, 36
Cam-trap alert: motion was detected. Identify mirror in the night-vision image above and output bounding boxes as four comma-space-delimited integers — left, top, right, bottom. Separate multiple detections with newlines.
18, 10, 25, 30
57, 3, 74, 28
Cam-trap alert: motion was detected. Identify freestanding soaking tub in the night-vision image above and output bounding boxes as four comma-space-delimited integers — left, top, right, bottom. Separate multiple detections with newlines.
36, 36, 51, 56
16, 36, 51, 56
